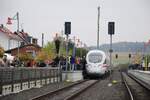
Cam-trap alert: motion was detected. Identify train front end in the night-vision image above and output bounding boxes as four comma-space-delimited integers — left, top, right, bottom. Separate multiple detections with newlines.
85, 50, 109, 77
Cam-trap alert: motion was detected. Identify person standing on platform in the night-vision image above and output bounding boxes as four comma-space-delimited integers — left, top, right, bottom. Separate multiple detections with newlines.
54, 55, 60, 67
3, 55, 10, 67
82, 56, 87, 78
0, 56, 4, 67
70, 56, 75, 71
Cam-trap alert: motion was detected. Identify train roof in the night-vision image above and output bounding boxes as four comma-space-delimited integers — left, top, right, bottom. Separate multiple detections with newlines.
87, 49, 105, 54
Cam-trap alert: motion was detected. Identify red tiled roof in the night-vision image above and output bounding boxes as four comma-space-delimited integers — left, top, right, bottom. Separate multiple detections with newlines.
20, 31, 29, 39
0, 25, 20, 40
0, 25, 29, 41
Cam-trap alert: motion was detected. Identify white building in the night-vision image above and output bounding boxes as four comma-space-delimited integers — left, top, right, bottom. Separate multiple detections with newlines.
0, 24, 38, 52
0, 24, 22, 50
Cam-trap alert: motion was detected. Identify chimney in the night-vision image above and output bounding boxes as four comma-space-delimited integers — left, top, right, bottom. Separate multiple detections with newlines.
32, 38, 38, 45
21, 29, 24, 33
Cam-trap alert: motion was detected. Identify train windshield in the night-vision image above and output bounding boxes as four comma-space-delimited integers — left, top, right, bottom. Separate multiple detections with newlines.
88, 53, 103, 63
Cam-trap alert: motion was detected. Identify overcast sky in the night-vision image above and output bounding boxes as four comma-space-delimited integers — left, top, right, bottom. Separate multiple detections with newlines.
0, 0, 150, 46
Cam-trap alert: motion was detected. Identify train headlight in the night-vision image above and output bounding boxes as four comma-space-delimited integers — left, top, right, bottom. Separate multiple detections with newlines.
86, 64, 92, 68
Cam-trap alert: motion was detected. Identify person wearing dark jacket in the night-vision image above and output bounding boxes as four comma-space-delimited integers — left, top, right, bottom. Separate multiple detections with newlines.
54, 55, 60, 67
81, 56, 86, 70
70, 56, 75, 70
81, 56, 87, 78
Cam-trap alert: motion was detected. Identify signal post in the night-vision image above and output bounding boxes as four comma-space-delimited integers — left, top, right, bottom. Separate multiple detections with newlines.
108, 22, 115, 83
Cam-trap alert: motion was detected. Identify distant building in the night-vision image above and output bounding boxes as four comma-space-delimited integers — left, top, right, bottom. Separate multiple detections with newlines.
5, 44, 41, 57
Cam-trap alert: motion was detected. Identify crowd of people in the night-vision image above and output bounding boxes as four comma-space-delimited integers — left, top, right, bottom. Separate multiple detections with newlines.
0, 54, 87, 70
0, 55, 21, 67
128, 62, 150, 71
51, 55, 86, 70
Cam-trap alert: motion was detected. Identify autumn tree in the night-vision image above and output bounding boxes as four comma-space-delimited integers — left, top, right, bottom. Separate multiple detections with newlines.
18, 53, 33, 62
36, 42, 55, 62
75, 47, 88, 57
132, 52, 142, 64
0, 46, 4, 58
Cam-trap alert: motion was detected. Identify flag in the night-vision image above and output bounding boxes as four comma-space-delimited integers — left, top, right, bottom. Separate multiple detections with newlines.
6, 12, 18, 25
12, 12, 18, 20
7, 17, 12, 25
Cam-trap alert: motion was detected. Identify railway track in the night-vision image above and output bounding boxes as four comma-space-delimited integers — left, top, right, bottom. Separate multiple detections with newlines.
122, 72, 134, 100
31, 80, 99, 100
128, 71, 150, 90
122, 72, 150, 100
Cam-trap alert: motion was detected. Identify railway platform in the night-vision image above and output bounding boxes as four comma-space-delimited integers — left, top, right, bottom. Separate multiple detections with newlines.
1, 68, 150, 100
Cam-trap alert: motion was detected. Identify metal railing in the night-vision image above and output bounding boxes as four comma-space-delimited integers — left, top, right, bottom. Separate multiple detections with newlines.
0, 67, 62, 95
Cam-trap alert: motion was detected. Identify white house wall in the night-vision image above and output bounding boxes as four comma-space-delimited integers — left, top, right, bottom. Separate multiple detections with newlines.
0, 31, 21, 50
10, 39, 20, 50
0, 31, 9, 50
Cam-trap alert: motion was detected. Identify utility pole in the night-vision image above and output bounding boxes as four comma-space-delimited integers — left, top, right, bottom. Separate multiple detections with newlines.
66, 35, 69, 71
7, 12, 20, 57
17, 12, 19, 32
42, 33, 44, 47
97, 6, 100, 49
72, 36, 76, 71
73, 36, 76, 57
16, 12, 20, 57
110, 34, 112, 79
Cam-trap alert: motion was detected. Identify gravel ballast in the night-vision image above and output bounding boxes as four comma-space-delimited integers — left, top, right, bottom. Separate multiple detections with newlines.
72, 70, 130, 100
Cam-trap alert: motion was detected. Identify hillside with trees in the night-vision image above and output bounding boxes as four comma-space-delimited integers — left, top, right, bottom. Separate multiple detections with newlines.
89, 42, 150, 53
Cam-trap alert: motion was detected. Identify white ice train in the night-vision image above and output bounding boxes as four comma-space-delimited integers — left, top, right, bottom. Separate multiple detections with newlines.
84, 50, 110, 78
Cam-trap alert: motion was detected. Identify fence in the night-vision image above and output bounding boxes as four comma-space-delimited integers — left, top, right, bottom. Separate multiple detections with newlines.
0, 67, 62, 95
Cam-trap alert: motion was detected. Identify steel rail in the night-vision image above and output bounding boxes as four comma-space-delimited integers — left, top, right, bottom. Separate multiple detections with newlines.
64, 80, 99, 100
31, 80, 97, 100
128, 72, 150, 90
122, 72, 134, 100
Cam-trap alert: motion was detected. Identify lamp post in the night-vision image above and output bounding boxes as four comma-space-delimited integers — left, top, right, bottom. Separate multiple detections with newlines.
16, 12, 19, 32
7, 12, 20, 57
